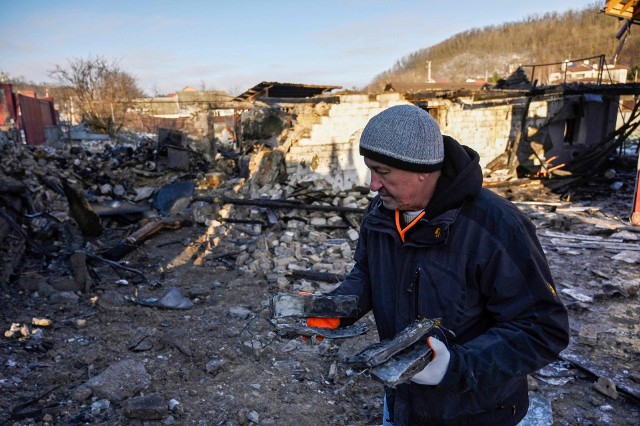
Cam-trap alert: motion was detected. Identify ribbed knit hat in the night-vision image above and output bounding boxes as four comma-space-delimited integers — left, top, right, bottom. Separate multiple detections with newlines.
359, 105, 444, 172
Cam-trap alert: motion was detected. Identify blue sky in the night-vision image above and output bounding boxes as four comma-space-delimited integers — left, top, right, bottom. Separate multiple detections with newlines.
1, 0, 601, 95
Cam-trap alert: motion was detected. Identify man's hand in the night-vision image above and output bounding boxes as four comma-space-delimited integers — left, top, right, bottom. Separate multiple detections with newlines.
304, 317, 340, 341
410, 336, 450, 385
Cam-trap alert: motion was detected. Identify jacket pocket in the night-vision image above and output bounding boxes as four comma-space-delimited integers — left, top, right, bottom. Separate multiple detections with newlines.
415, 260, 466, 329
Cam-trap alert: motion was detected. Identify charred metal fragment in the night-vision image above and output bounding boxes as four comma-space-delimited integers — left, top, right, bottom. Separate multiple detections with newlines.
368, 343, 433, 388
275, 322, 368, 339
345, 318, 440, 369
270, 293, 359, 318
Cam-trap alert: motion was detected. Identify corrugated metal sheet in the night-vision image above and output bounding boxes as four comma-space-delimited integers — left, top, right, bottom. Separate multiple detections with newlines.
17, 94, 57, 145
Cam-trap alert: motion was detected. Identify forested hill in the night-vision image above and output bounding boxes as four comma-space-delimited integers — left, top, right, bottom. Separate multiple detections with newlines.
367, 4, 640, 91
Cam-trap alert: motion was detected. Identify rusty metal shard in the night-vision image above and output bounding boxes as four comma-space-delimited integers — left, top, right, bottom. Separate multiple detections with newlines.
345, 318, 439, 368
275, 323, 368, 339
270, 293, 359, 318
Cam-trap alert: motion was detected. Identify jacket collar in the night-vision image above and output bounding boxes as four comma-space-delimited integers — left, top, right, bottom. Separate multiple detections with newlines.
364, 196, 460, 246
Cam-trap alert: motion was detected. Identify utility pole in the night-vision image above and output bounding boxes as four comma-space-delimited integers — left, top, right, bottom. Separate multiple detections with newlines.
426, 61, 435, 83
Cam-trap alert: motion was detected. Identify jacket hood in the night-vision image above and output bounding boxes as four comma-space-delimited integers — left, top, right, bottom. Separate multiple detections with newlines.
424, 135, 483, 220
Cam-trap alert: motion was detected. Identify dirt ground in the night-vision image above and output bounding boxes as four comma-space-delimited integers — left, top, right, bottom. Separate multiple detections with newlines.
2, 158, 640, 425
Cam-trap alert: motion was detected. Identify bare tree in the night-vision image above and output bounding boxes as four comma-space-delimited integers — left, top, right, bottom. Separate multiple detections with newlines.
49, 56, 144, 135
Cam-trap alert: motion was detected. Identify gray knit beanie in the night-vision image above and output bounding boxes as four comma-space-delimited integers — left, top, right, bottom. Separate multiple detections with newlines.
359, 105, 444, 172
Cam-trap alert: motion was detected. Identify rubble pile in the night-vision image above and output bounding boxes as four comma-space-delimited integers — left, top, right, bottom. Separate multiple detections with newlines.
0, 130, 373, 289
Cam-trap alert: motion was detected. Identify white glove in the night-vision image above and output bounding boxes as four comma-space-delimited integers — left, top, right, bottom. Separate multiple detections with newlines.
410, 336, 450, 385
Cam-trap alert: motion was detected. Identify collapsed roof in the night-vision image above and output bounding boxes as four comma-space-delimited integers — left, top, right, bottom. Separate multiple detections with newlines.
234, 81, 341, 102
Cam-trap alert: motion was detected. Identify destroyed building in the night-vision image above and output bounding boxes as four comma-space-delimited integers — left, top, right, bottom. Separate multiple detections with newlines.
1, 56, 640, 424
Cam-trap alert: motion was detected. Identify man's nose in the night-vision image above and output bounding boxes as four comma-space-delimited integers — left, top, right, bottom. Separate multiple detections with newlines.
369, 174, 382, 192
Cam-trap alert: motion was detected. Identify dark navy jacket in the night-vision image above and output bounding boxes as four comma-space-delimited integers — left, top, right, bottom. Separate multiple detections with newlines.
333, 136, 569, 425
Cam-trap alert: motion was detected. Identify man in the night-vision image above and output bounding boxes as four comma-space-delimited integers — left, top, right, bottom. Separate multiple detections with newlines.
323, 104, 569, 425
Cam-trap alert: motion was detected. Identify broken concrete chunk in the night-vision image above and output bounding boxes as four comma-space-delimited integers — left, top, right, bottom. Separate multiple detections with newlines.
310, 217, 327, 226
72, 385, 93, 402
578, 324, 599, 346
593, 376, 619, 399
85, 358, 151, 401
247, 410, 260, 424
611, 251, 640, 264
127, 328, 156, 352
156, 287, 194, 309
205, 358, 225, 375
229, 306, 253, 319
590, 269, 611, 280
161, 328, 192, 356
133, 186, 155, 201
347, 228, 359, 241
560, 288, 593, 303
99, 183, 113, 195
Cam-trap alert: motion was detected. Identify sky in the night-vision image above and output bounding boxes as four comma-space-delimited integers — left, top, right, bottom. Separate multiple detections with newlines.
1, 0, 601, 96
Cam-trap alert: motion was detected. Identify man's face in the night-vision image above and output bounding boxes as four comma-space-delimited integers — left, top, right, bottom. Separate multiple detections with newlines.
364, 158, 437, 211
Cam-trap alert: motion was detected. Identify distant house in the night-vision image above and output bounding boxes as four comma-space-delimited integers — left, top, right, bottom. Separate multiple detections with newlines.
548, 61, 628, 84
130, 88, 236, 118
125, 87, 249, 152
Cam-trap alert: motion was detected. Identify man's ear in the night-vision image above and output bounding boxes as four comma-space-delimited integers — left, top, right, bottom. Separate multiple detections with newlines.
417, 172, 430, 181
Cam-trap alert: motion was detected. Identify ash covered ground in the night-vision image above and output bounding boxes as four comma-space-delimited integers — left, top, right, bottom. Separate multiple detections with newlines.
1, 140, 639, 425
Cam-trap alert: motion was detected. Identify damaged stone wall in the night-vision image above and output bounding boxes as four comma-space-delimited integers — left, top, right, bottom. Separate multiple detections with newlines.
434, 93, 620, 174
276, 91, 621, 184
275, 93, 543, 189
275, 91, 525, 187
126, 89, 248, 163
122, 86, 625, 196
280, 93, 408, 191
428, 98, 516, 168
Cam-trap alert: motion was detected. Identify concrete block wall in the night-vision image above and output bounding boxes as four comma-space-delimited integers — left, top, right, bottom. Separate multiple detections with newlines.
285, 93, 408, 189
439, 102, 515, 169
284, 93, 544, 188
440, 99, 569, 170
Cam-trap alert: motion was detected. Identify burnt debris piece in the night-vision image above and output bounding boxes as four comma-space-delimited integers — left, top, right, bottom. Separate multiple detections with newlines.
270, 293, 359, 318
274, 322, 368, 339
346, 318, 441, 369
62, 181, 103, 237
345, 318, 444, 387
368, 343, 434, 388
